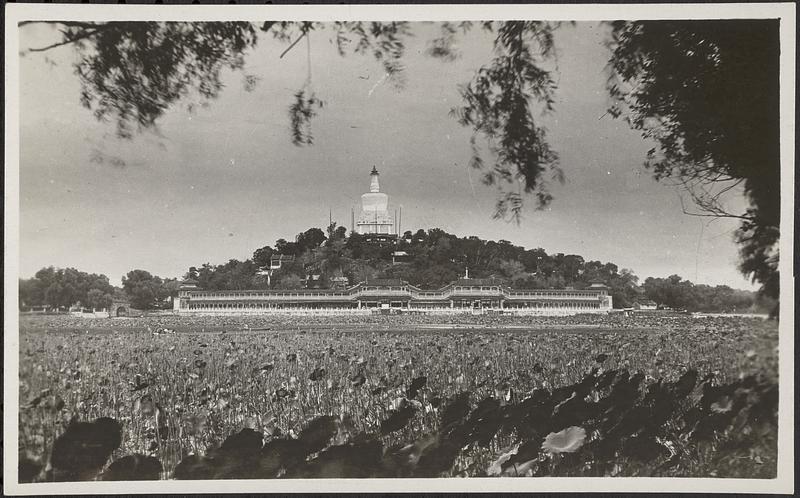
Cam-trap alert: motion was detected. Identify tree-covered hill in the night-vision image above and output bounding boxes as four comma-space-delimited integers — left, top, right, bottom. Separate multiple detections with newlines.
18, 226, 773, 313
184, 226, 770, 312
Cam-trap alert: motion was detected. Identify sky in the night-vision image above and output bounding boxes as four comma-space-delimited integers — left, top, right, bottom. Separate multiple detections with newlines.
17, 21, 756, 289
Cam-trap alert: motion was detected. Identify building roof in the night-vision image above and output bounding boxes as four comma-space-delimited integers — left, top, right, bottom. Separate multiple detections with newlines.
362, 233, 398, 239
454, 277, 506, 286
363, 278, 406, 287
180, 279, 200, 288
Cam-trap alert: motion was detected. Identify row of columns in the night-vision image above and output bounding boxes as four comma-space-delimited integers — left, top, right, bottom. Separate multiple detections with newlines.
184, 299, 604, 312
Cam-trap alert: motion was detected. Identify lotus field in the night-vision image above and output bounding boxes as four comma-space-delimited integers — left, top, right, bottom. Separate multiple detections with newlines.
17, 313, 779, 481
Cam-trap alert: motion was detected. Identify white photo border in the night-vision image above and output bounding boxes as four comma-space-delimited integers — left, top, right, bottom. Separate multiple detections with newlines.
4, 2, 795, 494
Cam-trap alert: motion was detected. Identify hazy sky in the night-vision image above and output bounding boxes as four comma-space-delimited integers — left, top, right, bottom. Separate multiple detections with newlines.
17, 21, 756, 289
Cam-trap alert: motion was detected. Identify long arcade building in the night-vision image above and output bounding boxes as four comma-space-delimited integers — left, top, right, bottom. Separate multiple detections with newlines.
174, 278, 613, 316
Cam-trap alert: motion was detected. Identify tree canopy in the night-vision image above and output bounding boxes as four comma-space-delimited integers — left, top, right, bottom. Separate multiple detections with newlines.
606, 20, 780, 301
19, 226, 769, 314
19, 19, 781, 303
178, 224, 767, 313
178, 223, 755, 311
121, 269, 177, 310
642, 274, 774, 314
19, 266, 114, 309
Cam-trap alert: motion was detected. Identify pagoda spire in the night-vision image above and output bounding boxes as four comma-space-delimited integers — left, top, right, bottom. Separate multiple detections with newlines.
369, 166, 380, 192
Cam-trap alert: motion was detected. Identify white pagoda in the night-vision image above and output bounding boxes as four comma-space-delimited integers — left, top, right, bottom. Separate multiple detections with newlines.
355, 166, 396, 236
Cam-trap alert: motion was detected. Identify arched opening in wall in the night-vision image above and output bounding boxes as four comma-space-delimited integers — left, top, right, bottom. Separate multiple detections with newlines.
116, 306, 128, 317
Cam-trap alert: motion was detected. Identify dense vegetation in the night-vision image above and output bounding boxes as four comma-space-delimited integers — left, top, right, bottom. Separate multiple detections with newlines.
19, 268, 178, 312
18, 267, 116, 310
19, 226, 772, 313
189, 226, 771, 313
18, 314, 778, 481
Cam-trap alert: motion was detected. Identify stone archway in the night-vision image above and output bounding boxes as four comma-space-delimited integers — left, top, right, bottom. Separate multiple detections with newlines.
115, 306, 128, 317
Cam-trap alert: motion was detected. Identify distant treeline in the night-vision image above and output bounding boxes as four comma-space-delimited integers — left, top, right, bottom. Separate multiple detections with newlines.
642, 275, 775, 314
19, 267, 116, 310
19, 226, 772, 313
19, 268, 177, 311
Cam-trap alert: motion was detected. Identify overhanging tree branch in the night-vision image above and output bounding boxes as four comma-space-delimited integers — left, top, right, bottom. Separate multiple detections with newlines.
19, 20, 104, 29
23, 28, 106, 53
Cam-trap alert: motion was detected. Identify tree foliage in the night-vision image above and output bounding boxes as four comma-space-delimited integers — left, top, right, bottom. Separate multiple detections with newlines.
642, 274, 769, 314
85, 288, 113, 310
607, 20, 780, 299
451, 21, 562, 219
121, 269, 176, 310
20, 21, 260, 138
19, 266, 114, 309
179, 224, 759, 312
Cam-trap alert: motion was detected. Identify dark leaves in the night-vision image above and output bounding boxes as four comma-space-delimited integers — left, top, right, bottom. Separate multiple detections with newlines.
286, 440, 385, 478
332, 21, 411, 86
380, 405, 417, 435
71, 22, 258, 139
413, 438, 462, 478
173, 454, 213, 480
621, 435, 669, 462
298, 416, 338, 455
309, 367, 327, 381
175, 428, 264, 479
452, 21, 561, 222
406, 375, 427, 399
102, 454, 163, 481
220, 428, 263, 457
671, 369, 698, 398
289, 90, 323, 146
23, 359, 779, 481
18, 454, 43, 483
50, 417, 122, 481
440, 392, 471, 427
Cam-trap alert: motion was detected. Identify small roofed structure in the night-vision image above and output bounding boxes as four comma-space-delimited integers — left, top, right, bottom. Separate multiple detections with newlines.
363, 277, 406, 287
634, 300, 658, 310
269, 254, 295, 270
304, 274, 323, 289
453, 277, 506, 287
173, 279, 200, 312
179, 278, 199, 290
392, 250, 409, 264
331, 276, 350, 289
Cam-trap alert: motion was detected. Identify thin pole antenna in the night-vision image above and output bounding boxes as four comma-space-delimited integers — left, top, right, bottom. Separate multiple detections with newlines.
695, 220, 708, 282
